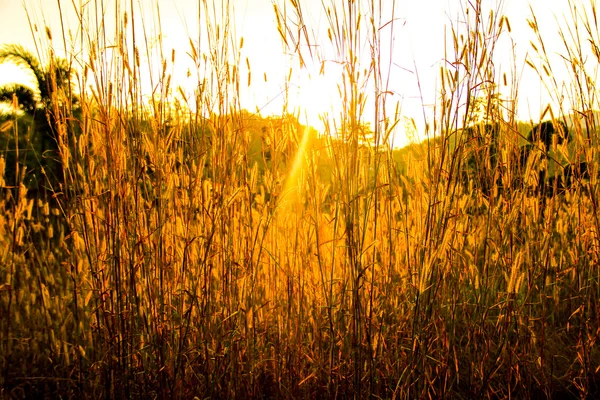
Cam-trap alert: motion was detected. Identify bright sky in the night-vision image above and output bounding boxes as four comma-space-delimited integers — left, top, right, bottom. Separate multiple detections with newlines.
0, 0, 587, 148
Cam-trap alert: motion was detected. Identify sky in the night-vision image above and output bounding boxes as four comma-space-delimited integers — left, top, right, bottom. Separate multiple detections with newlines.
0, 0, 588, 148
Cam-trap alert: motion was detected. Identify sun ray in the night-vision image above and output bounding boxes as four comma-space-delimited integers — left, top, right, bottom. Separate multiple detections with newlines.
278, 118, 311, 212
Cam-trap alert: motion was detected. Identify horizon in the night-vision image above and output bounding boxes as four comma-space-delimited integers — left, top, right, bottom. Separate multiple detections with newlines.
0, 0, 590, 148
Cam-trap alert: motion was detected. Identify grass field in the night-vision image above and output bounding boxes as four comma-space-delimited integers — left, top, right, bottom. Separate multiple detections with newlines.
1, 0, 599, 398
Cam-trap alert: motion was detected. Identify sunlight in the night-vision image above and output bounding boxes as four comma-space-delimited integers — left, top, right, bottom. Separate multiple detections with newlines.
0, 64, 36, 89
278, 123, 311, 212
4, 0, 600, 397
276, 70, 338, 212
294, 71, 340, 134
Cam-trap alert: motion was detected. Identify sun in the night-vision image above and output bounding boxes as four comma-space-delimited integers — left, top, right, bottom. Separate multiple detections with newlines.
294, 70, 341, 133
275, 69, 341, 211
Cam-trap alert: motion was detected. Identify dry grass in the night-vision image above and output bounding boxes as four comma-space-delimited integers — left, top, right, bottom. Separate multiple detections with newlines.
0, 0, 599, 398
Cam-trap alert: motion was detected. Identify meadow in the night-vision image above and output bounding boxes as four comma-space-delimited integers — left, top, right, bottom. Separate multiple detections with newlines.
0, 0, 599, 398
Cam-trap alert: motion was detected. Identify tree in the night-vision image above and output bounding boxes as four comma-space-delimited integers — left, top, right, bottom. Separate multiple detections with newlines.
0, 44, 77, 196
0, 84, 37, 113
0, 45, 75, 112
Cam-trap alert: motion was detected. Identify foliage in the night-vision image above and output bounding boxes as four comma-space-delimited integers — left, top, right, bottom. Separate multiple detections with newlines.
0, 44, 77, 198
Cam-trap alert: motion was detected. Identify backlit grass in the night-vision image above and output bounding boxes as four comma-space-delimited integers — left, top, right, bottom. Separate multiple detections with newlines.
0, 0, 599, 398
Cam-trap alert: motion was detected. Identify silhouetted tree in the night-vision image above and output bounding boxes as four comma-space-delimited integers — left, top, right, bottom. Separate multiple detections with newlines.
0, 44, 77, 196
0, 84, 37, 113
526, 120, 569, 149
519, 120, 593, 197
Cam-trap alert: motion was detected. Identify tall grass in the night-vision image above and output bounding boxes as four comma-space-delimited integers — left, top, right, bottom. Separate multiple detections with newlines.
0, 0, 599, 398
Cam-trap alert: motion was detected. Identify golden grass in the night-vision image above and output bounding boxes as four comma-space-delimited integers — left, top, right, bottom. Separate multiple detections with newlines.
0, 0, 599, 398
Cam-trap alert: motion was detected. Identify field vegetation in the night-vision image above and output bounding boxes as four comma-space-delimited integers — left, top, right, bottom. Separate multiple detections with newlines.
0, 0, 599, 398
